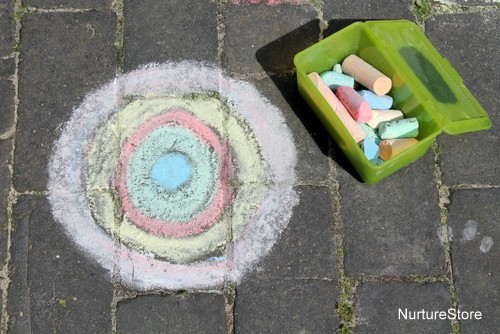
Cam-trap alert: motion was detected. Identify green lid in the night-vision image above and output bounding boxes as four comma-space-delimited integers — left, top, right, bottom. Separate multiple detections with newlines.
364, 20, 492, 135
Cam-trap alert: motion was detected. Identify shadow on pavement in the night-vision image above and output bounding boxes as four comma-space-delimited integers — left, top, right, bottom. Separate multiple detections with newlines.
256, 19, 365, 183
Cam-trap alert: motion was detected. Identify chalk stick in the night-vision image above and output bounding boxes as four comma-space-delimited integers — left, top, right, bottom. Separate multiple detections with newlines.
332, 64, 342, 73
359, 123, 379, 142
308, 72, 366, 143
358, 90, 393, 110
362, 137, 380, 162
378, 117, 419, 139
379, 138, 418, 160
342, 54, 392, 96
335, 86, 372, 123
367, 110, 404, 129
320, 71, 355, 91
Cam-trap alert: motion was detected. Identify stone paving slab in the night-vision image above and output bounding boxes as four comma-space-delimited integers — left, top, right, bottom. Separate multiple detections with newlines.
0, 140, 11, 270
224, 4, 318, 74
0, 79, 14, 136
23, 0, 112, 9
0, 1, 14, 58
8, 195, 113, 333
323, 0, 415, 23
448, 189, 500, 333
0, 139, 11, 330
123, 0, 219, 71
14, 11, 116, 192
426, 12, 500, 185
338, 150, 445, 277
355, 282, 452, 333
235, 278, 339, 333
0, 58, 15, 78
254, 186, 336, 279
253, 76, 331, 183
116, 294, 227, 334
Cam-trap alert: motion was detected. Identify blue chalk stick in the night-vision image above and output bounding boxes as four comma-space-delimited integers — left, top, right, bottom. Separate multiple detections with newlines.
378, 117, 419, 139
320, 71, 355, 91
358, 90, 393, 110
362, 137, 380, 161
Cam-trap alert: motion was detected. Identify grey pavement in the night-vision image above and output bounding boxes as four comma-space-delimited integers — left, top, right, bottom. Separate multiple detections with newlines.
0, 0, 499, 333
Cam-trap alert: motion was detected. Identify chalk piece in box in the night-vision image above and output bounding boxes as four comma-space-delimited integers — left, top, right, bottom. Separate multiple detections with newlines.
294, 20, 491, 185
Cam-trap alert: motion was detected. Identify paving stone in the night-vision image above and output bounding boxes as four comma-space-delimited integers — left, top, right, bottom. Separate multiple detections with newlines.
355, 282, 451, 333
251, 186, 336, 279
322, 0, 415, 49
14, 12, 116, 192
0, 57, 15, 77
448, 189, 500, 333
0, 139, 11, 272
225, 4, 319, 74
339, 150, 445, 277
124, 0, 218, 71
0, 1, 15, 57
116, 294, 227, 334
234, 278, 339, 333
426, 12, 500, 185
0, 79, 15, 135
253, 76, 331, 183
23, 0, 112, 9
323, 0, 415, 37
8, 195, 113, 333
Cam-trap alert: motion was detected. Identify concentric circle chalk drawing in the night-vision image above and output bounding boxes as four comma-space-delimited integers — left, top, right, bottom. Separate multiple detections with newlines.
48, 61, 299, 290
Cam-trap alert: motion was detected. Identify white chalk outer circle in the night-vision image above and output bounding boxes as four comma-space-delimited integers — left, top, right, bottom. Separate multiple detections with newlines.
48, 61, 299, 290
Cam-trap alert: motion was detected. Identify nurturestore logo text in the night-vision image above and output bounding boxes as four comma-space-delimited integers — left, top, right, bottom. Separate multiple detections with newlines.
398, 308, 482, 320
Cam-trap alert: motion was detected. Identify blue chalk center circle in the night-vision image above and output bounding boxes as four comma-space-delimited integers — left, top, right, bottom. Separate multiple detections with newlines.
126, 126, 219, 223
150, 152, 193, 192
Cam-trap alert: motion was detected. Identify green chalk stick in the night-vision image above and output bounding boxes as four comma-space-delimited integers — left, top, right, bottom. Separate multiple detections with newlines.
378, 117, 419, 139
360, 123, 379, 141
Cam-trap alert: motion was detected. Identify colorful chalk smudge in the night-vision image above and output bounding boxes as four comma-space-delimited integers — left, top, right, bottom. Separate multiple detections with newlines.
48, 61, 299, 290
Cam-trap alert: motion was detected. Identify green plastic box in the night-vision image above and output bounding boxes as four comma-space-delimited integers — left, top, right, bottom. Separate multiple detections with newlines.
294, 20, 491, 184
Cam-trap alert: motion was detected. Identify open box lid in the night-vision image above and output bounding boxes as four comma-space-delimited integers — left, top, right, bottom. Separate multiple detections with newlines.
363, 20, 492, 135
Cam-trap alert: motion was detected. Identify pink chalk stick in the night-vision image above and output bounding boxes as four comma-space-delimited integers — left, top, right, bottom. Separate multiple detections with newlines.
335, 86, 372, 123
308, 72, 366, 143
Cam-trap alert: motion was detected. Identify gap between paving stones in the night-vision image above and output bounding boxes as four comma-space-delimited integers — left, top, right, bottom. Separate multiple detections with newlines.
451, 184, 500, 190
112, 0, 125, 74
433, 139, 459, 332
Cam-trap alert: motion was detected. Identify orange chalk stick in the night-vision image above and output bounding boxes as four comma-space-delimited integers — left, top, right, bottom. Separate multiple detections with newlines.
342, 55, 392, 96
308, 72, 366, 143
335, 86, 372, 123
379, 138, 418, 160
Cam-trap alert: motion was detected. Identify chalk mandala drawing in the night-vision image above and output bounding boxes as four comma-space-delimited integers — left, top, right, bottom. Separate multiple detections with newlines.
48, 61, 299, 290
